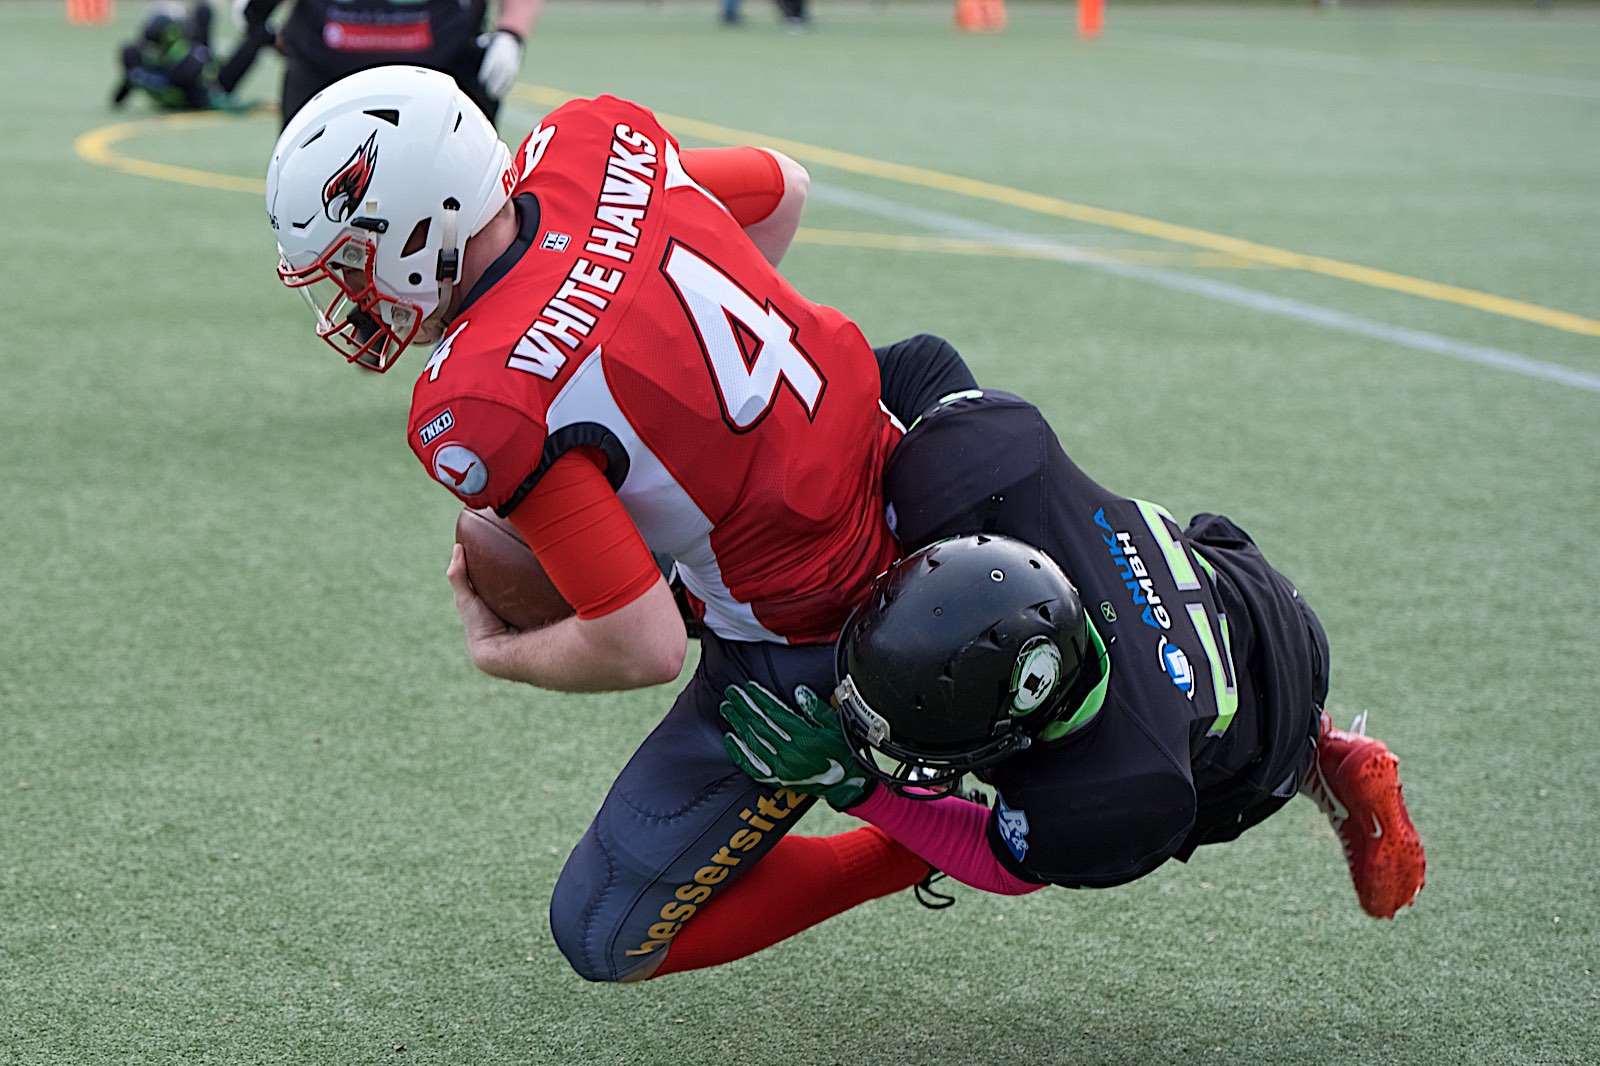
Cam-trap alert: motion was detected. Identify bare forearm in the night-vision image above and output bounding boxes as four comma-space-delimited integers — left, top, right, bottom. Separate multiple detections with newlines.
742, 151, 808, 267
680, 147, 810, 268
495, 0, 542, 38
467, 578, 687, 693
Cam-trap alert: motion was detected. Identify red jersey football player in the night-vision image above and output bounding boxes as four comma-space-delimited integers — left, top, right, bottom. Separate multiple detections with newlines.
266, 66, 977, 981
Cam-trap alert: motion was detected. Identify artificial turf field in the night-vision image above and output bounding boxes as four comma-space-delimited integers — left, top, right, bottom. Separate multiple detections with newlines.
3, 1, 1598, 1062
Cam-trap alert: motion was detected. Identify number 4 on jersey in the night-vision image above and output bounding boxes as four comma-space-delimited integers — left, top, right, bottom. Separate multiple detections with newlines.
661, 241, 825, 430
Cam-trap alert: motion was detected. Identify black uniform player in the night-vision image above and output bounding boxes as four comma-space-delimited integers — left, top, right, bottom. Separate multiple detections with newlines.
720, 380, 1425, 931
882, 389, 1326, 882
238, 0, 536, 124
112, 1, 265, 111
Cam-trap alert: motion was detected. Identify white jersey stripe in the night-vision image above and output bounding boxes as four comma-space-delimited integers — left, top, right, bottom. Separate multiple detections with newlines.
545, 346, 785, 643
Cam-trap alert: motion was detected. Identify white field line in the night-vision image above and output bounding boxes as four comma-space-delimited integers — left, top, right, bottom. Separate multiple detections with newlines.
808, 183, 1600, 395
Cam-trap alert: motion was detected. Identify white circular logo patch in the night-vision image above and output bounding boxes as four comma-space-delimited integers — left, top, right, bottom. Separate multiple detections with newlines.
1010, 636, 1062, 716
432, 443, 488, 498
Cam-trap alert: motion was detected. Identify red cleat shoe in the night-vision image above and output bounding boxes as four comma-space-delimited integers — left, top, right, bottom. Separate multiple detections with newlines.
1303, 711, 1426, 918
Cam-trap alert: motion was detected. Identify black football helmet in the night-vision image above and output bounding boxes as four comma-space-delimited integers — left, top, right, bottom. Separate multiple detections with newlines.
834, 533, 1107, 797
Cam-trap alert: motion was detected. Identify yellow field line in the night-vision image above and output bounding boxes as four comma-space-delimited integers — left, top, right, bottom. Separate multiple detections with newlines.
74, 112, 267, 195
513, 84, 1600, 338
79, 91, 1600, 339
69, 111, 1252, 270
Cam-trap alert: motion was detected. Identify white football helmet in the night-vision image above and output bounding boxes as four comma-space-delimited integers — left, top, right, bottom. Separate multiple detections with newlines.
266, 66, 514, 371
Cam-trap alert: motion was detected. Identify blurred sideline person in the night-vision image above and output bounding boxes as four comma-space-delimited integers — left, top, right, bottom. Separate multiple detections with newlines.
236, 0, 541, 124
722, 0, 810, 32
263, 66, 976, 983
708, 388, 1427, 969
112, 0, 269, 110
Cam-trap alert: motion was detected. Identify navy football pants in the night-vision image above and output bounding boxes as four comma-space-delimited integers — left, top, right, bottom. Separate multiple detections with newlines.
547, 334, 975, 982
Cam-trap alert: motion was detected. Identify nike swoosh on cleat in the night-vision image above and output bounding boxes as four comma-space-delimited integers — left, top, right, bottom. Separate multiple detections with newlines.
1369, 814, 1384, 839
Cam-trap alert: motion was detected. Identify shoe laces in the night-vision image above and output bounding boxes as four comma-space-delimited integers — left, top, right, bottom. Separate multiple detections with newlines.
909, 780, 985, 910
1304, 710, 1370, 827
1307, 711, 1384, 859
914, 869, 956, 910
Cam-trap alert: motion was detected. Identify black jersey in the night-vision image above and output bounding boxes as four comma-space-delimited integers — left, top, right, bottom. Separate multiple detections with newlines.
283, 0, 488, 77
882, 390, 1324, 888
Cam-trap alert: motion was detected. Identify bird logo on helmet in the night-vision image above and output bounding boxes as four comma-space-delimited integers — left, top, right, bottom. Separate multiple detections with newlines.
322, 132, 379, 224
833, 533, 1107, 798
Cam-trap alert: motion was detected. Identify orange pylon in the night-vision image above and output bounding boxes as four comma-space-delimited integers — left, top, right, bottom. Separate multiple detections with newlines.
955, 0, 1007, 34
1079, 0, 1104, 39
66, 0, 114, 25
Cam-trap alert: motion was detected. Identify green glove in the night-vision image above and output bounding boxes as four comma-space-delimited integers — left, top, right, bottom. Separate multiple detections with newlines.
720, 682, 871, 809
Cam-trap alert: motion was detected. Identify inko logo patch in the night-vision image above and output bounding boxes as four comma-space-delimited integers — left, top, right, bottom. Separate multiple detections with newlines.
1159, 637, 1195, 699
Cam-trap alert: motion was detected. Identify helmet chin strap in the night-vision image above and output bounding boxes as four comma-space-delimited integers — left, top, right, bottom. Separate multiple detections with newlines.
434, 197, 462, 325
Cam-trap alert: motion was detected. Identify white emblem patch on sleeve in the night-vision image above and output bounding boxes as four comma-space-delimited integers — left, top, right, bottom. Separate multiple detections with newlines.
431, 443, 488, 497
997, 795, 1031, 861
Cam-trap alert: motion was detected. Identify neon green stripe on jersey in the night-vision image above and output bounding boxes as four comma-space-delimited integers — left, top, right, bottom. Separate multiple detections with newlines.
1135, 499, 1201, 591
1186, 603, 1239, 737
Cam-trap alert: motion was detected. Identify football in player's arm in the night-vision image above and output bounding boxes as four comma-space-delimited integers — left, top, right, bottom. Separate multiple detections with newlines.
266, 70, 1420, 986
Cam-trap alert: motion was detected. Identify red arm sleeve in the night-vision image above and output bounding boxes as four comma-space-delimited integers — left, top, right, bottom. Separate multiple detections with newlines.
680, 146, 785, 228
505, 448, 660, 620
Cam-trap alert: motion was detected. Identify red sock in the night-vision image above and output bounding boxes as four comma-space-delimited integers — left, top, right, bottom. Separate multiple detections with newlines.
650, 825, 930, 977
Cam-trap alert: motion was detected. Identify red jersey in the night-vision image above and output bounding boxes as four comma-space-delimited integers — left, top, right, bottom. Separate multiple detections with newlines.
408, 96, 902, 644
